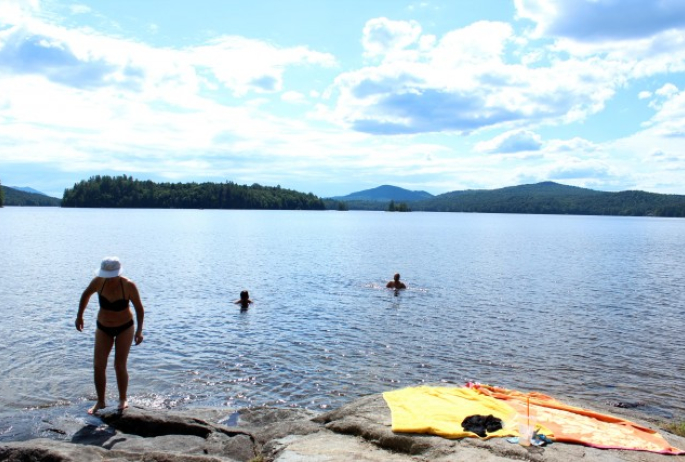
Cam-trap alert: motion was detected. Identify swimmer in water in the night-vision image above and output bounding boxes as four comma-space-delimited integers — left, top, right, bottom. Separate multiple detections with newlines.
386, 273, 407, 290
234, 290, 253, 310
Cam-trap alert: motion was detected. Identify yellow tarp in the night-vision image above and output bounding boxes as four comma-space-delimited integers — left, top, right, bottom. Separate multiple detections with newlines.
383, 384, 684, 455
382, 385, 528, 439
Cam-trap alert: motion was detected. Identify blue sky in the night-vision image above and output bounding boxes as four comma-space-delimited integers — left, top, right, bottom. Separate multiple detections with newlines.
2, 0, 685, 198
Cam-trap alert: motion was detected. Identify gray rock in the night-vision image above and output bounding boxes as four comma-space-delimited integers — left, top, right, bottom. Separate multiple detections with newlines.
1, 393, 684, 462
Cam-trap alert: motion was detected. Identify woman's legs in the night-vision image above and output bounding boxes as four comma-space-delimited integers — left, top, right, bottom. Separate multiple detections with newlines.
113, 325, 135, 409
90, 328, 114, 414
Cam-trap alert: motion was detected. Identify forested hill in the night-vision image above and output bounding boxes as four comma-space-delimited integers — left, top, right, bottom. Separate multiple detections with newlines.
414, 181, 685, 217
332, 185, 433, 202
1, 186, 61, 206
61, 175, 325, 210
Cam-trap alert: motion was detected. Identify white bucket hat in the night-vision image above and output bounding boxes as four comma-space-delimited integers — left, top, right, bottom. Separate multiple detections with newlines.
97, 257, 123, 278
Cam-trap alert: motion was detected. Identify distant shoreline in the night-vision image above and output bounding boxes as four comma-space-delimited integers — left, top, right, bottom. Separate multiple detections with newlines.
4, 178, 685, 216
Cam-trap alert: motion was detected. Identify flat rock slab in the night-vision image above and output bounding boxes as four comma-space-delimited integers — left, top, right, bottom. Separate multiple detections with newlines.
1, 393, 684, 461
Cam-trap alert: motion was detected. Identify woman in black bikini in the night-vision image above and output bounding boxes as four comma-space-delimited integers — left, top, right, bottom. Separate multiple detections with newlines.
75, 257, 145, 414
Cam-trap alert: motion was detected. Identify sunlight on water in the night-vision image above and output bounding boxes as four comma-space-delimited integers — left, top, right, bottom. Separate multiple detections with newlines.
1, 208, 684, 441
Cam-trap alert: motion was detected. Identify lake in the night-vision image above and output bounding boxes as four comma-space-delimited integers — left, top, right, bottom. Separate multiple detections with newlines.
1, 207, 683, 441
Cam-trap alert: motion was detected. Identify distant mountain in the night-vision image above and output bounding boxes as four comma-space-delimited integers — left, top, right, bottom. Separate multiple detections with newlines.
413, 181, 685, 217
1, 186, 61, 207
9, 186, 48, 196
331, 185, 434, 202
324, 181, 685, 216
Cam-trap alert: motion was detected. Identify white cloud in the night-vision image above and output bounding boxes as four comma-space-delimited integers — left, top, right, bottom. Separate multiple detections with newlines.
656, 83, 679, 97
69, 4, 91, 15
0, 16, 337, 99
0, 0, 40, 25
431, 21, 513, 67
547, 137, 598, 153
281, 91, 307, 104
642, 86, 685, 136
595, 87, 685, 192
514, 1, 685, 85
515, 0, 685, 41
362, 17, 422, 59
476, 130, 543, 153
190, 36, 337, 96
546, 158, 613, 181
649, 149, 683, 164
330, 17, 630, 135
0, 9, 343, 190
3, 0, 685, 197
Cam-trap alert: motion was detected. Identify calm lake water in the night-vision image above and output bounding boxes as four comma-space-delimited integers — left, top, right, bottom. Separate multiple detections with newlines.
1, 207, 684, 441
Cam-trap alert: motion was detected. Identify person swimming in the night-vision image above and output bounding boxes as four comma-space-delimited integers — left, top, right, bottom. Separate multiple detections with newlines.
234, 290, 253, 310
386, 273, 407, 290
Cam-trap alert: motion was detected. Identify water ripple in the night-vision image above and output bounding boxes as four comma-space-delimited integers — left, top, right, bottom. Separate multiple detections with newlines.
1, 210, 684, 442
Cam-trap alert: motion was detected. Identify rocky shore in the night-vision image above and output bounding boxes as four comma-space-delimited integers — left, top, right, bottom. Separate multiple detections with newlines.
1, 392, 683, 461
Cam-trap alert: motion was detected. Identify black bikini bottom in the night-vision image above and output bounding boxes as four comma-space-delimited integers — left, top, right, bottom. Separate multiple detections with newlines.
97, 319, 134, 338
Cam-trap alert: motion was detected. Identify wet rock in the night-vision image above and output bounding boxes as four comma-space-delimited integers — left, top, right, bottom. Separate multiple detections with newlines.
607, 401, 645, 409
1, 393, 684, 462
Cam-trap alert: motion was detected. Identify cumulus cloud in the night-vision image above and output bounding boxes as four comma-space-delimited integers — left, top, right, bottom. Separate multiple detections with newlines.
648, 149, 683, 163
4, 0, 685, 197
190, 36, 337, 96
515, 0, 685, 79
656, 83, 679, 97
515, 0, 685, 41
645, 149, 685, 166
641, 85, 685, 135
546, 158, 613, 181
362, 17, 422, 58
331, 18, 627, 135
0, 27, 141, 90
281, 91, 307, 103
326, 0, 685, 139
0, 17, 337, 99
0, 0, 39, 25
0, 5, 343, 192
476, 130, 543, 153
547, 137, 598, 153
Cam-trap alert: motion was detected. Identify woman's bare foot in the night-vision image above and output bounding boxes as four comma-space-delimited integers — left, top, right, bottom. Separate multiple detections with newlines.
118, 399, 128, 411
87, 402, 107, 415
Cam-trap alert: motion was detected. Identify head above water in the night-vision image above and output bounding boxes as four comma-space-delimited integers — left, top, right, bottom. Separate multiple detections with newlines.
394, 273, 401, 282
240, 290, 250, 300
97, 257, 123, 278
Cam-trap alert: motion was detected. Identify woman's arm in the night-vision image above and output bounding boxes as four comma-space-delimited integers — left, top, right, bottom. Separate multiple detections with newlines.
128, 280, 145, 345
76, 278, 99, 331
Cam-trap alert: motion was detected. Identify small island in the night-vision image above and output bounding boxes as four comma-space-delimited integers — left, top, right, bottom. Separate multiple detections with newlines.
60, 175, 325, 210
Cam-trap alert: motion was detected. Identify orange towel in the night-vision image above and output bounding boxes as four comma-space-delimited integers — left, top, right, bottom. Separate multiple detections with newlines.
471, 384, 684, 455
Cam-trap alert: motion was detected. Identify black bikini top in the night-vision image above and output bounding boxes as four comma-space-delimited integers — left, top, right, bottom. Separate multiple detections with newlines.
98, 278, 130, 312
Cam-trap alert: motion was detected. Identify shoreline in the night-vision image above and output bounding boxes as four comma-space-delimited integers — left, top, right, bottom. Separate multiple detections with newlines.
2, 387, 684, 462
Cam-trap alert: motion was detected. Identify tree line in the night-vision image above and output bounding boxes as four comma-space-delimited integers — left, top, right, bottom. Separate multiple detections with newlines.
61, 175, 326, 210
325, 181, 685, 217
412, 183, 685, 217
322, 199, 411, 212
0, 185, 61, 206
